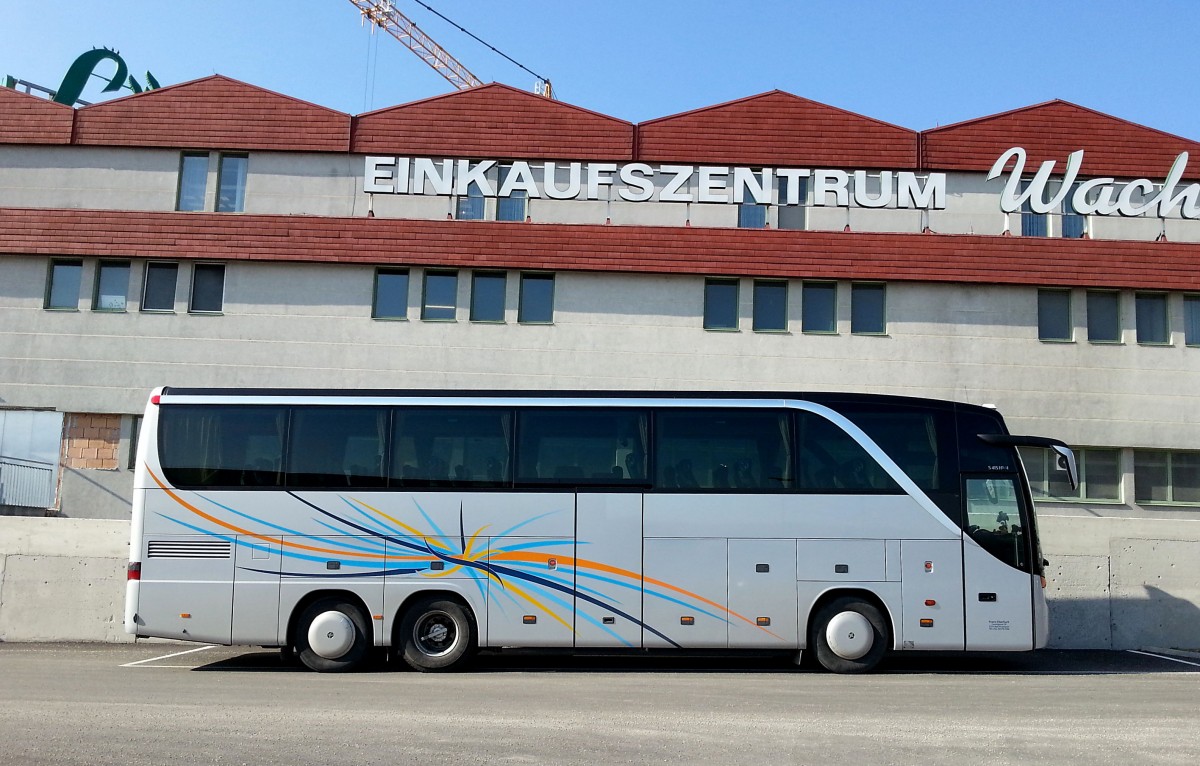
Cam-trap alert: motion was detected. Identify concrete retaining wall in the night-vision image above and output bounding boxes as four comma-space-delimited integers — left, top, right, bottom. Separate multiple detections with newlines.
0, 517, 131, 642
2, 514, 1198, 649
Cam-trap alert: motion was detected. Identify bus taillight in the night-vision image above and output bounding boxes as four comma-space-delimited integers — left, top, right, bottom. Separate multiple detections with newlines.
127, 562, 141, 581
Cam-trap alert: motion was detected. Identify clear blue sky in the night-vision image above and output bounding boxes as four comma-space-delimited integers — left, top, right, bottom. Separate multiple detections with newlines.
3, 0, 1199, 138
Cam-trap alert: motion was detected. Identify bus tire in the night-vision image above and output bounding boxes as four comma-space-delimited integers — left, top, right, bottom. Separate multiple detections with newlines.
398, 597, 475, 672
294, 598, 370, 673
811, 597, 888, 674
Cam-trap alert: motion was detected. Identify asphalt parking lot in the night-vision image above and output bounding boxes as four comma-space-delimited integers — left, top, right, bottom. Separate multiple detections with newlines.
0, 644, 1196, 766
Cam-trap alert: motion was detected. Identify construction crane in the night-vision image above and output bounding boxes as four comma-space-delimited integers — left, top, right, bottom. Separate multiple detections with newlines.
346, 0, 552, 98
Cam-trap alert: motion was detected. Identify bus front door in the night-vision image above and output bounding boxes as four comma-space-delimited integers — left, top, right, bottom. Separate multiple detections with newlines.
961, 475, 1035, 650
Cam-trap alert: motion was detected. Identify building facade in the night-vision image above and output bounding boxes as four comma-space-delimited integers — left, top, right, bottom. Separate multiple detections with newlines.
1, 76, 1199, 648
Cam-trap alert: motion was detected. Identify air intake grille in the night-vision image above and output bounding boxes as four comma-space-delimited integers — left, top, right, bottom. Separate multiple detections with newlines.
147, 540, 232, 559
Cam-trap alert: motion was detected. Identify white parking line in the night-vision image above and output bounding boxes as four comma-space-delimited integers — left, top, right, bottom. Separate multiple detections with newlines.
1128, 650, 1200, 669
121, 645, 216, 667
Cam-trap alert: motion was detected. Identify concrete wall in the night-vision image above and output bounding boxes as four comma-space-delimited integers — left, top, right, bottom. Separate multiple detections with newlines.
0, 517, 130, 642
1038, 512, 1200, 650
2, 513, 1197, 649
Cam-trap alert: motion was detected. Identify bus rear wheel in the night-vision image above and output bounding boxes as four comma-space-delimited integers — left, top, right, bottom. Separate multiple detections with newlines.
294, 597, 370, 673
811, 597, 889, 674
398, 597, 475, 672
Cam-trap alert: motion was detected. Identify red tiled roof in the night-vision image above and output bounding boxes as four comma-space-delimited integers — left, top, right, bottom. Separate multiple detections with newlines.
352, 83, 634, 160
0, 87, 74, 144
921, 100, 1200, 180
2, 207, 1195, 291
636, 91, 918, 168
72, 75, 351, 152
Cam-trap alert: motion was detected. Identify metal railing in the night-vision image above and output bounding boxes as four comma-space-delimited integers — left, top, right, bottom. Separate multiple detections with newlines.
0, 455, 56, 509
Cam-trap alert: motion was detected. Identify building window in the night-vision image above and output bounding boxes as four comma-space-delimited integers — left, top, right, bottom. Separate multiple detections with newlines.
44, 259, 83, 310
1037, 288, 1072, 341
141, 262, 178, 312
189, 263, 226, 313
1086, 291, 1120, 343
737, 201, 767, 229
372, 267, 409, 319
777, 175, 806, 230
456, 184, 484, 220
496, 165, 527, 222
703, 278, 739, 330
216, 154, 248, 213
1135, 450, 1200, 505
1021, 447, 1120, 502
176, 152, 208, 212
518, 273, 555, 324
128, 415, 143, 471
752, 280, 787, 332
422, 270, 458, 320
470, 271, 507, 322
851, 283, 886, 335
1020, 180, 1047, 236
1061, 183, 1085, 238
1186, 295, 1200, 347
802, 281, 837, 333
92, 261, 130, 311
1135, 292, 1169, 344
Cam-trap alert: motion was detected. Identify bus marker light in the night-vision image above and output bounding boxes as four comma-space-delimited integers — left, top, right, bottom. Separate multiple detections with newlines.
920, 619, 934, 628
680, 616, 695, 625
127, 562, 141, 581
756, 617, 771, 626
150, 394, 161, 405
924, 561, 934, 573
373, 614, 383, 621
180, 613, 191, 619
1040, 576, 1047, 589
522, 615, 537, 624
924, 599, 936, 607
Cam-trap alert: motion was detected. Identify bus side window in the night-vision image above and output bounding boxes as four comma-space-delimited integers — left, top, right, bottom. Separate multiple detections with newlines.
654, 409, 793, 491
286, 407, 388, 488
158, 405, 286, 488
515, 409, 647, 486
391, 408, 513, 489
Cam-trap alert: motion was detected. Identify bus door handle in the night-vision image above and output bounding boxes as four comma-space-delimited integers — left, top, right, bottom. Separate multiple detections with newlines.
978, 592, 997, 602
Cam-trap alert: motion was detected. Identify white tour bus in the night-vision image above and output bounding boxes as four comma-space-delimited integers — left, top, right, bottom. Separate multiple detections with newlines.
124, 388, 1076, 673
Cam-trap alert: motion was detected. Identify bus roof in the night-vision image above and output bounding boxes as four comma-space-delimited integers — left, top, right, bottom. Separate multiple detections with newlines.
156, 388, 999, 416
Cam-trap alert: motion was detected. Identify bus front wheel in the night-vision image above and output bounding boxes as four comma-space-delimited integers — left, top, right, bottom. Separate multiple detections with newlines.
294, 598, 370, 673
398, 597, 475, 672
811, 597, 888, 674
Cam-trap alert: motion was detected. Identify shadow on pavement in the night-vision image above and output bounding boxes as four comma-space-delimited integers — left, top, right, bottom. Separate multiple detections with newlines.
191, 648, 1198, 675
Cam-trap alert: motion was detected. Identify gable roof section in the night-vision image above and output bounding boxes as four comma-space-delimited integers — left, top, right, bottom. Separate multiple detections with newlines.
922, 100, 1200, 179
636, 91, 918, 168
72, 75, 350, 152
352, 83, 634, 160
0, 87, 74, 144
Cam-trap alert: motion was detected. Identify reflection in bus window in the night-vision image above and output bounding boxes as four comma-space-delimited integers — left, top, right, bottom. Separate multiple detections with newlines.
965, 477, 1025, 568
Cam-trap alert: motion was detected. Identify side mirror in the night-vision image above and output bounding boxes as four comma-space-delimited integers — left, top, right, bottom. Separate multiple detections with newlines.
977, 434, 1079, 491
